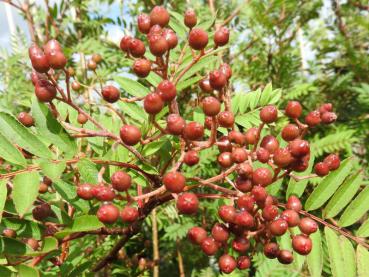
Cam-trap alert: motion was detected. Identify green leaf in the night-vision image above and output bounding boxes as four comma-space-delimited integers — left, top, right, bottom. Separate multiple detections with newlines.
307, 230, 323, 277
0, 132, 27, 167
286, 155, 315, 198
53, 180, 89, 212
38, 159, 66, 181
0, 112, 52, 159
177, 75, 202, 91
26, 237, 58, 257
0, 266, 12, 277
339, 186, 369, 227
325, 227, 345, 277
0, 237, 32, 255
17, 264, 39, 277
305, 159, 352, 211
55, 215, 104, 238
142, 140, 166, 156
357, 245, 369, 277
114, 76, 149, 97
0, 179, 7, 222
118, 102, 147, 122
324, 171, 362, 218
169, 11, 187, 39
177, 55, 219, 82
12, 172, 40, 216
77, 158, 99, 184
338, 235, 356, 277
357, 219, 369, 237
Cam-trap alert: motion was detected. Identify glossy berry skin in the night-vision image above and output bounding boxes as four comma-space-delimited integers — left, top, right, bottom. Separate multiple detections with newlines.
319, 103, 333, 113
129, 38, 146, 57
150, 6, 170, 27
292, 235, 312, 255
237, 256, 251, 270
102, 85, 120, 103
120, 125, 141, 146
133, 59, 151, 78
260, 105, 278, 123
188, 28, 208, 50
121, 206, 139, 223
214, 27, 230, 47
257, 148, 270, 163
209, 70, 227, 90
252, 168, 273, 186
289, 139, 310, 158
29, 44, 50, 73
235, 177, 253, 192
184, 9, 197, 28
251, 186, 267, 202
315, 162, 330, 176
286, 195, 302, 212
148, 34, 168, 56
148, 24, 162, 38
260, 135, 279, 154
46, 50, 67, 70
269, 218, 288, 236
199, 79, 212, 92
219, 63, 232, 80
144, 93, 164, 114
273, 148, 294, 168
217, 111, 235, 128
87, 59, 97, 70
43, 39, 62, 55
201, 237, 219, 256
217, 152, 233, 168
228, 130, 246, 145
245, 127, 258, 145
183, 122, 204, 140
97, 204, 119, 224
111, 171, 131, 191
285, 101, 302, 118
18, 112, 34, 127
324, 154, 340, 170
166, 114, 185, 135
157, 80, 176, 102
77, 113, 88, 124
231, 147, 248, 163
217, 136, 233, 152
218, 254, 237, 274
262, 205, 279, 221
120, 36, 132, 52
71, 81, 81, 91
92, 53, 102, 63
176, 193, 199, 214
232, 237, 250, 253
237, 194, 255, 212
77, 183, 94, 200
321, 112, 337, 124
163, 171, 186, 193
137, 14, 151, 34
282, 124, 300, 141
187, 227, 207, 244
305, 110, 321, 127
32, 203, 52, 221
204, 116, 213, 130
35, 80, 57, 102
278, 250, 294, 264
211, 223, 229, 242
299, 217, 318, 235
95, 186, 116, 201
281, 209, 300, 227
202, 96, 221, 116
218, 205, 236, 223
234, 211, 254, 228
162, 28, 178, 49
184, 150, 199, 166
264, 242, 279, 259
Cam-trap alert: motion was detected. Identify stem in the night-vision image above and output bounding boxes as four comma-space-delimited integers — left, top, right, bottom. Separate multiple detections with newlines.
152, 208, 160, 277
176, 240, 185, 277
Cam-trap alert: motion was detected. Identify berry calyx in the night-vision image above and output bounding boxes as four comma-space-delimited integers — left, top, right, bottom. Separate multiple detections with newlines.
111, 171, 131, 191
163, 171, 186, 193
120, 125, 141, 146
176, 192, 199, 214
97, 204, 119, 224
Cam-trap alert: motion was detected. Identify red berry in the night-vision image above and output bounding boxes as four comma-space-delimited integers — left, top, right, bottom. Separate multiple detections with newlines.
228, 130, 246, 145
235, 177, 253, 192
262, 205, 279, 221
285, 101, 302, 118
323, 154, 340, 170
30, 71, 47, 86
183, 122, 204, 140
111, 171, 131, 191
43, 39, 62, 55
77, 113, 88, 124
232, 237, 250, 253
26, 238, 40, 250
305, 110, 321, 127
252, 168, 273, 186
157, 80, 176, 102
137, 14, 151, 34
184, 150, 199, 166
251, 186, 267, 202
256, 148, 270, 163
34, 80, 57, 102
237, 256, 251, 270
281, 209, 300, 227
321, 112, 337, 124
204, 116, 213, 130
87, 59, 97, 70
211, 223, 229, 242
129, 38, 146, 57
189, 28, 208, 50
218, 254, 236, 274
219, 63, 232, 80
231, 147, 248, 163
319, 103, 333, 113
97, 204, 119, 224
291, 154, 310, 172
214, 27, 230, 47
102, 85, 120, 103
199, 78, 213, 92
282, 124, 300, 141
17, 112, 34, 127
237, 194, 255, 212
278, 250, 294, 264
162, 28, 178, 49
286, 195, 302, 212
95, 186, 116, 201
260, 135, 279, 154
209, 70, 227, 90
244, 127, 258, 145
148, 34, 168, 56
166, 114, 185, 135
176, 192, 199, 214
184, 9, 197, 28
187, 226, 207, 244
260, 105, 278, 123
218, 205, 236, 223
217, 111, 235, 128
292, 235, 312, 255
264, 242, 279, 259
133, 59, 151, 78
217, 152, 233, 168
148, 24, 162, 38
217, 136, 233, 152
46, 50, 67, 70
77, 183, 94, 200
273, 148, 294, 168
202, 96, 221, 116
269, 218, 288, 236
150, 6, 170, 27
163, 171, 186, 193
2, 228, 16, 238
29, 44, 50, 73
144, 93, 164, 114
32, 203, 52, 221
120, 125, 141, 145
120, 36, 132, 52
121, 206, 139, 222
289, 139, 310, 158
314, 162, 330, 176
299, 217, 318, 235
234, 211, 254, 228
201, 237, 219, 256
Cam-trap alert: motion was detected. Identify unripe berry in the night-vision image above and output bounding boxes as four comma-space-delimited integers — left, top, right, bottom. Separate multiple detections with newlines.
217, 152, 233, 168
77, 113, 88, 124
184, 9, 197, 28
87, 59, 97, 70
231, 147, 248, 163
281, 124, 300, 141
2, 228, 16, 238
217, 111, 235, 128
252, 167, 273, 186
17, 112, 34, 127
281, 209, 300, 227
184, 150, 199, 166
256, 148, 270, 163
214, 27, 230, 47
211, 223, 229, 242
251, 186, 267, 202
129, 38, 146, 58
209, 70, 227, 90
26, 238, 40, 251
148, 34, 168, 56
199, 78, 213, 92
71, 80, 81, 91
188, 28, 208, 50
244, 127, 258, 145
35, 80, 57, 102
95, 186, 116, 201
120, 36, 132, 52
260, 135, 279, 154
217, 136, 233, 152
262, 205, 279, 221
278, 250, 294, 264
144, 93, 164, 114
201, 237, 219, 256
289, 139, 310, 158
292, 235, 312, 255
314, 162, 329, 176
305, 110, 321, 127
286, 195, 302, 212
157, 80, 176, 102
321, 112, 337, 124
299, 217, 318, 235
133, 59, 151, 78
92, 53, 102, 64
323, 154, 340, 170
237, 256, 251, 270
121, 206, 139, 222
46, 50, 67, 69
163, 171, 186, 193
269, 218, 288, 236
97, 204, 119, 224
39, 182, 48, 193
273, 148, 294, 168
285, 101, 302, 118
137, 14, 151, 34
166, 114, 185, 135
77, 183, 94, 200
162, 28, 178, 49
219, 63, 232, 80
237, 194, 255, 212
102, 85, 120, 103
32, 203, 52, 221
232, 237, 250, 253
228, 130, 246, 145
234, 211, 254, 228
237, 162, 253, 178
218, 254, 236, 274
150, 6, 170, 27
235, 177, 253, 192
218, 205, 236, 223
260, 105, 278, 123
202, 96, 221, 116
264, 242, 279, 259
183, 121, 204, 140
111, 171, 131, 191
176, 192, 199, 214
120, 125, 141, 145
187, 226, 207, 244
